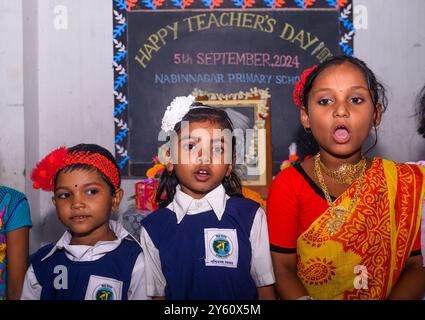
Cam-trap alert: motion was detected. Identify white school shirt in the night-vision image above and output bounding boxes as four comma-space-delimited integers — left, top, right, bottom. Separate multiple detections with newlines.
21, 221, 150, 300
139, 184, 275, 297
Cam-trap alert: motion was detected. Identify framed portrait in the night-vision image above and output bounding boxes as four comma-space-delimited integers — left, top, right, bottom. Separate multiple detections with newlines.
192, 88, 272, 198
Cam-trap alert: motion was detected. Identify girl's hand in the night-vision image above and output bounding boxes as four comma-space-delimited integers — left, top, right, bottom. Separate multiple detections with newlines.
271, 252, 310, 300
387, 254, 425, 300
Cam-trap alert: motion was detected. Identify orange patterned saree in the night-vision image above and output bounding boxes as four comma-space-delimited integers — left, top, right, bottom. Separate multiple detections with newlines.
296, 158, 425, 300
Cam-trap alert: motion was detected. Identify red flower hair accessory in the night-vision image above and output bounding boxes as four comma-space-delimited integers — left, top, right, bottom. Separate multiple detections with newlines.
293, 65, 318, 109
31, 147, 120, 191
31, 147, 68, 191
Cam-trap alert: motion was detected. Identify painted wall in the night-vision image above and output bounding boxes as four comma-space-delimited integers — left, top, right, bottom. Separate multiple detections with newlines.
354, 0, 425, 161
22, 0, 116, 252
0, 0, 25, 191
0, 0, 424, 252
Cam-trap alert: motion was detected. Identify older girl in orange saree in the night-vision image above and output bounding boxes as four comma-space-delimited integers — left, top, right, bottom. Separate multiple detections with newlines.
268, 55, 425, 300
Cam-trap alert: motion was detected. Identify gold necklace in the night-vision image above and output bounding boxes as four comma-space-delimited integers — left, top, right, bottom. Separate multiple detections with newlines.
314, 154, 366, 236
319, 155, 366, 185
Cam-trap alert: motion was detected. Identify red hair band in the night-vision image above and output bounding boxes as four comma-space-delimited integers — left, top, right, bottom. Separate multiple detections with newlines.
293, 65, 318, 109
31, 147, 120, 192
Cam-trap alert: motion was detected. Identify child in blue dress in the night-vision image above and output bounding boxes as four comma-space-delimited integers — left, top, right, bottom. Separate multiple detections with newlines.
21, 143, 149, 300
0, 186, 32, 299
140, 95, 276, 300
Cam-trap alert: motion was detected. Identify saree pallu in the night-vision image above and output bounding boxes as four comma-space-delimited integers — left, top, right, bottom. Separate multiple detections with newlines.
297, 158, 425, 300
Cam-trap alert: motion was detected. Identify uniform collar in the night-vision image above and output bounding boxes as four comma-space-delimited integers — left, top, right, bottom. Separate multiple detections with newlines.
41, 220, 132, 261
168, 184, 228, 224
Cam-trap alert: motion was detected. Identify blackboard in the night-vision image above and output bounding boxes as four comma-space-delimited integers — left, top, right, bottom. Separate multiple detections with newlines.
120, 8, 343, 177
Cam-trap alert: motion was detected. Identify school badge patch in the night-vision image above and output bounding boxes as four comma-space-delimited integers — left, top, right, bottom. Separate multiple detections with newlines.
204, 228, 238, 268
85, 275, 123, 300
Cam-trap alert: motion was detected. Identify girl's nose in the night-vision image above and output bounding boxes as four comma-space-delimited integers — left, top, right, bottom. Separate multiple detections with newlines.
333, 101, 350, 118
71, 195, 85, 209
195, 148, 211, 164
195, 155, 211, 164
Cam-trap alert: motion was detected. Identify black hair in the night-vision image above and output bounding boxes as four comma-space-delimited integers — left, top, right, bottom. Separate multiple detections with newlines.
54, 143, 121, 195
416, 85, 425, 138
300, 55, 388, 154
156, 103, 242, 208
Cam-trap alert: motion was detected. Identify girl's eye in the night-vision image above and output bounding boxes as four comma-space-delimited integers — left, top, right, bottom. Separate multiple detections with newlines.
86, 189, 98, 196
351, 96, 364, 104
317, 98, 333, 106
56, 192, 70, 199
182, 143, 196, 151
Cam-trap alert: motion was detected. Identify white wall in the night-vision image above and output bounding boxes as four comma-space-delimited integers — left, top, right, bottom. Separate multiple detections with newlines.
22, 0, 115, 252
354, 0, 425, 161
0, 0, 424, 252
0, 0, 25, 192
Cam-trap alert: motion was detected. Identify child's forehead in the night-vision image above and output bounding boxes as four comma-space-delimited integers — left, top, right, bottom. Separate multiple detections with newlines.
182, 119, 225, 130
55, 166, 105, 184
312, 62, 368, 89
179, 120, 231, 137
317, 62, 366, 80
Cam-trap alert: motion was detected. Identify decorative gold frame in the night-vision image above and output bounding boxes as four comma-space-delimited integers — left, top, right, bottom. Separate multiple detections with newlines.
192, 88, 272, 198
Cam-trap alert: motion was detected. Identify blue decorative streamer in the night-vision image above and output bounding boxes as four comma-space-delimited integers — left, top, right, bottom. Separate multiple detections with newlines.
339, 42, 353, 55
113, 23, 127, 38
339, 17, 354, 31
294, 0, 304, 8
114, 51, 127, 64
114, 74, 128, 90
200, 0, 212, 7
115, 128, 129, 144
114, 0, 127, 10
142, 0, 155, 9
118, 155, 130, 169
232, 0, 244, 7
114, 101, 129, 117
171, 0, 183, 7
263, 0, 274, 8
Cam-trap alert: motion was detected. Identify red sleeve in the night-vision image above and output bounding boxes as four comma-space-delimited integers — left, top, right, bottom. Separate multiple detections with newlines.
266, 167, 300, 251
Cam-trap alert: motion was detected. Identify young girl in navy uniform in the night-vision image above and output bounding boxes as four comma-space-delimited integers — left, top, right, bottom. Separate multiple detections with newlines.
21, 144, 149, 300
140, 95, 276, 300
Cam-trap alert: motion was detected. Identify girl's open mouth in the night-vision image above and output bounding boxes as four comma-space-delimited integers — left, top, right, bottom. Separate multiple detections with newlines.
333, 124, 350, 144
194, 169, 210, 182
71, 215, 90, 222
